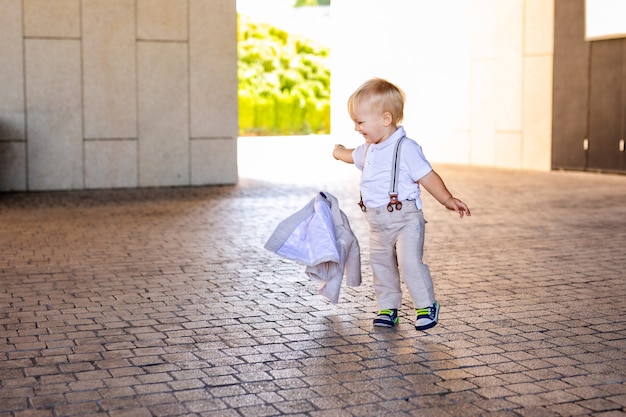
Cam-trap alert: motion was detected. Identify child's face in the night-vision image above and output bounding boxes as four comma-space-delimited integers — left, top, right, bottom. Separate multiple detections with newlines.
350, 98, 393, 145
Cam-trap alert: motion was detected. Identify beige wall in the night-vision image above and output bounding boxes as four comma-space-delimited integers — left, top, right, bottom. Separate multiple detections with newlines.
331, 0, 554, 172
0, 0, 238, 191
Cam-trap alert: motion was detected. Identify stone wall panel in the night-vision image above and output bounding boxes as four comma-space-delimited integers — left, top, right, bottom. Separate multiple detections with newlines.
83, 0, 137, 139
526, 0, 555, 55
0, 0, 25, 141
191, 138, 238, 185
494, 0, 523, 132
138, 42, 189, 187
523, 56, 553, 171
0, 142, 26, 191
25, 40, 83, 190
85, 140, 138, 189
24, 0, 80, 38
190, 0, 238, 138
138, 0, 188, 40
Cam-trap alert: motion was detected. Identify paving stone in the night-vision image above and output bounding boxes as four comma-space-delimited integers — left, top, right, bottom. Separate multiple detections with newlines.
1, 139, 625, 416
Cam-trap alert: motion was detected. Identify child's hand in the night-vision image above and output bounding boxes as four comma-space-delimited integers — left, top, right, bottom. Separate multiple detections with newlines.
333, 144, 346, 158
444, 197, 471, 218
333, 144, 354, 163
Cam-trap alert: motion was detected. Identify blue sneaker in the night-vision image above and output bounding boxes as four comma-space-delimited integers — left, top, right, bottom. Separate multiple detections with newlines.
415, 302, 440, 330
373, 309, 399, 327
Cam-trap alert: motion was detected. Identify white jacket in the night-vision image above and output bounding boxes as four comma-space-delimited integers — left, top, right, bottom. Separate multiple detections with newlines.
264, 191, 362, 303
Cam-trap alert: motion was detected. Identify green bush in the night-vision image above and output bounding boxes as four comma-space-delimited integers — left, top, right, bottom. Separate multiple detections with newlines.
238, 15, 330, 136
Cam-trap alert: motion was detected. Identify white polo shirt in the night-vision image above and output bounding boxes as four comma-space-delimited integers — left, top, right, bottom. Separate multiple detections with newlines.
352, 126, 432, 210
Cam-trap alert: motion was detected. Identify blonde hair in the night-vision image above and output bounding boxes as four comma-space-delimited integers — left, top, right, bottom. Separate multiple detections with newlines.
347, 78, 406, 124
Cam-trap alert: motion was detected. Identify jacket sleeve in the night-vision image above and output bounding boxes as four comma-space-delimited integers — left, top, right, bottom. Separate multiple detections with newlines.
342, 219, 362, 287
341, 212, 362, 287
326, 192, 362, 288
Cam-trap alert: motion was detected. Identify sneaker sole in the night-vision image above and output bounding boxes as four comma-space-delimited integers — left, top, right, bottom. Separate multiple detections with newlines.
373, 321, 397, 328
415, 320, 438, 331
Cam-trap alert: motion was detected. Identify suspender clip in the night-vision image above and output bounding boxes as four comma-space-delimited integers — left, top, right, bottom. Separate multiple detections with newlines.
387, 193, 402, 212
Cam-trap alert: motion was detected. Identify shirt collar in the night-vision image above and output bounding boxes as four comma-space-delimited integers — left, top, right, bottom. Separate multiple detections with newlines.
372, 126, 406, 150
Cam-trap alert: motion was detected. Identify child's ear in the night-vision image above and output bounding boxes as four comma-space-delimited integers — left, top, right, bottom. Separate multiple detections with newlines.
382, 112, 393, 126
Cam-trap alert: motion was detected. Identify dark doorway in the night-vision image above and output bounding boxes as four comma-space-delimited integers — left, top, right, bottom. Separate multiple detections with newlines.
552, 0, 626, 174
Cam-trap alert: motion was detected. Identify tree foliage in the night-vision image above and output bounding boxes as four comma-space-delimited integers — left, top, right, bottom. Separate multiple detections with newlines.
294, 0, 330, 6
238, 15, 331, 136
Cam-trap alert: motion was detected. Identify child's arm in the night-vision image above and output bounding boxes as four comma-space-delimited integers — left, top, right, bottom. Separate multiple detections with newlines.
418, 170, 471, 218
333, 144, 354, 164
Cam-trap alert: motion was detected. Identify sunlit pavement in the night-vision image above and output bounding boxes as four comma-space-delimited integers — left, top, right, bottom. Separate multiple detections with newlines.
1, 136, 625, 417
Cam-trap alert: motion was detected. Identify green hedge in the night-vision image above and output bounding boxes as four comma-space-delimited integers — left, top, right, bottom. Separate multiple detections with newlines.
238, 15, 330, 136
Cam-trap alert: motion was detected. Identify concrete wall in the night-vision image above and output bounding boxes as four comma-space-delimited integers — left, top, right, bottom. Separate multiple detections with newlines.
0, 0, 238, 191
330, 0, 554, 172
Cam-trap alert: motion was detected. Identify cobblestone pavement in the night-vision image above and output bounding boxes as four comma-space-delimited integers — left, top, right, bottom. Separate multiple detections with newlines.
1, 137, 625, 417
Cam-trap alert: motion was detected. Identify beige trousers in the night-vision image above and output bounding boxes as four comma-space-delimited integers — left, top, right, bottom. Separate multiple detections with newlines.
364, 201, 435, 310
